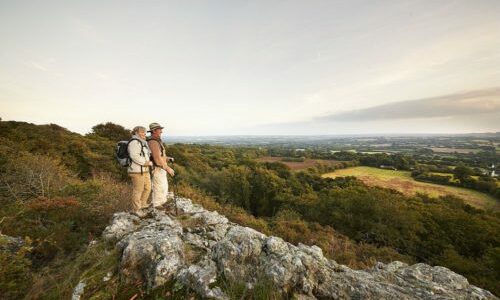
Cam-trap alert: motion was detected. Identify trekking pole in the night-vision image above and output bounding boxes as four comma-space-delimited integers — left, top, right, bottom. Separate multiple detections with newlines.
170, 160, 178, 216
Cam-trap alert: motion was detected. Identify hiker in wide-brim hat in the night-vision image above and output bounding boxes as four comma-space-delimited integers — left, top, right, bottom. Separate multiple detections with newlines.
148, 122, 164, 132
147, 122, 175, 208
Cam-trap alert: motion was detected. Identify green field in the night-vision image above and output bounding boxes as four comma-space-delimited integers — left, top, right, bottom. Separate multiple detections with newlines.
323, 167, 498, 210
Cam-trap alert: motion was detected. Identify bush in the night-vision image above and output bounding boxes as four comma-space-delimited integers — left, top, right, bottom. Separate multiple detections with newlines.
414, 173, 452, 185
0, 121, 123, 180
0, 193, 122, 266
88, 122, 131, 141
61, 177, 131, 216
0, 153, 73, 201
0, 237, 32, 300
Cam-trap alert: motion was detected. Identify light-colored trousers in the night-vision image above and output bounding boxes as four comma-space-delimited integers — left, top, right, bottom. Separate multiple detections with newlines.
151, 167, 169, 207
129, 172, 151, 211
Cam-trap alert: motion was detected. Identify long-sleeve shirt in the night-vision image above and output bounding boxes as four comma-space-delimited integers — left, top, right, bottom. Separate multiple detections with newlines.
148, 138, 168, 169
127, 135, 151, 173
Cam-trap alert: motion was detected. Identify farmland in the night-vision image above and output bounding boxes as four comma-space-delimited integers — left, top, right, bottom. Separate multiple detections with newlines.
323, 166, 498, 210
429, 147, 482, 154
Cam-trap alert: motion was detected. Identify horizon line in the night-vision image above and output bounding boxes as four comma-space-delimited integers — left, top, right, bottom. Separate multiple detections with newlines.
165, 132, 500, 138
2, 119, 499, 137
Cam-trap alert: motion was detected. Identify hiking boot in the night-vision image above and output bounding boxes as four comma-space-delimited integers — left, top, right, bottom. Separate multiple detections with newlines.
154, 207, 167, 213
132, 210, 146, 218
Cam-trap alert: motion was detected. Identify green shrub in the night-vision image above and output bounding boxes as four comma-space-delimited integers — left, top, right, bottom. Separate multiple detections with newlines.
0, 237, 32, 300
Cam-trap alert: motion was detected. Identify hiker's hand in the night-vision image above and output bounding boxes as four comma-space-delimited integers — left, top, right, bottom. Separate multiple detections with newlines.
166, 167, 175, 177
144, 161, 153, 167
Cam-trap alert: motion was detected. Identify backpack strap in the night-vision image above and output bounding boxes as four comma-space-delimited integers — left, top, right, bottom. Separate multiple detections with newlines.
127, 138, 148, 174
153, 139, 165, 156
148, 138, 165, 168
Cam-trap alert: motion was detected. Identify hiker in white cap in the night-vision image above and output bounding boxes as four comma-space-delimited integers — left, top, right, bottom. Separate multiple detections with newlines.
127, 126, 152, 213
147, 122, 175, 208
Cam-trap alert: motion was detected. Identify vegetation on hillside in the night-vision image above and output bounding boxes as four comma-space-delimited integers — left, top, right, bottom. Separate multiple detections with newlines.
0, 120, 498, 298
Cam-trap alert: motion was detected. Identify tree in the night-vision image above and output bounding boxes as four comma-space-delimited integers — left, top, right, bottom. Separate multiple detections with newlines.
89, 122, 130, 141
0, 153, 71, 201
453, 164, 474, 184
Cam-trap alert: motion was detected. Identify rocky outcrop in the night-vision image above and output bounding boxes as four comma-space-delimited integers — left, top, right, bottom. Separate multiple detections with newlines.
0, 233, 25, 253
102, 197, 498, 299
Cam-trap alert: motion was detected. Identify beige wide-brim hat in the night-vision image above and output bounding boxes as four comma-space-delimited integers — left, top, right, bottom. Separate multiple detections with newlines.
149, 122, 164, 132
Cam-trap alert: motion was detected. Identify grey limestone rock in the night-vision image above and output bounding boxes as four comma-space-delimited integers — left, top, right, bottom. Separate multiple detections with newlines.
102, 198, 498, 300
71, 281, 86, 300
102, 212, 141, 242
0, 233, 25, 253
177, 258, 228, 299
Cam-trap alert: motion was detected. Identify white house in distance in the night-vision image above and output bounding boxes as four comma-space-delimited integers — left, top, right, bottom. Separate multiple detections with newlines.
380, 165, 397, 170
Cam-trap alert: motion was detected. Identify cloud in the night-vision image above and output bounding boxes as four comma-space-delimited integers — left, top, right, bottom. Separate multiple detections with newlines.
28, 62, 48, 71
317, 87, 500, 122
24, 58, 56, 72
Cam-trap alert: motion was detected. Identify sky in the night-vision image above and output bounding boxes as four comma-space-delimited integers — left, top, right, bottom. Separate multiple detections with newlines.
1, 0, 499, 135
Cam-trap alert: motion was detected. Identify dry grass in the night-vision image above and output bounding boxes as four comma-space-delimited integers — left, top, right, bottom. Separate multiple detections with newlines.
183, 244, 205, 265
178, 215, 204, 229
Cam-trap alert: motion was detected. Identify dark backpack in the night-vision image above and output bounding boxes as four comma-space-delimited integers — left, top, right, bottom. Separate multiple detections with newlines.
116, 138, 145, 167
